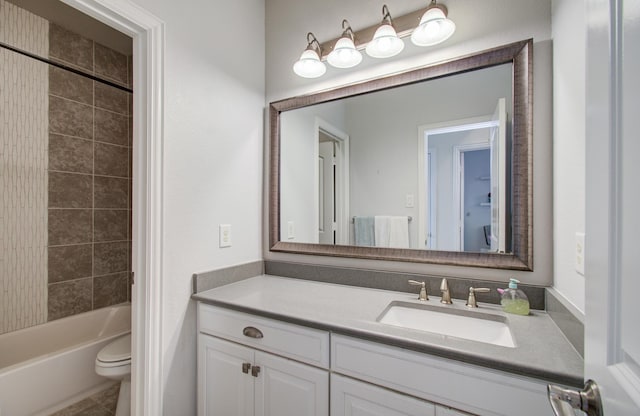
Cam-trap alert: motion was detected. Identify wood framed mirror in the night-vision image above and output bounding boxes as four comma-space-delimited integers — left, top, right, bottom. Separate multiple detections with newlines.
269, 39, 532, 270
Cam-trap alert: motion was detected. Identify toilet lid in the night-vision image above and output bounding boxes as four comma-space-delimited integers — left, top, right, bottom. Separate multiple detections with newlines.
97, 334, 131, 363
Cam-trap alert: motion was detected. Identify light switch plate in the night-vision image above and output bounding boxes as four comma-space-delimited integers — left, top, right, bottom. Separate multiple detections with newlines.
575, 232, 585, 275
219, 224, 232, 248
287, 221, 295, 239
405, 194, 415, 208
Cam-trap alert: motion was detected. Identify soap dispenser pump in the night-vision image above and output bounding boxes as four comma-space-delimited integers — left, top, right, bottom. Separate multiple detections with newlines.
500, 278, 530, 316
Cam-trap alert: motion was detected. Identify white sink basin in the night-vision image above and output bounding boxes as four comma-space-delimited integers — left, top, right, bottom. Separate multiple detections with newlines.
377, 301, 516, 348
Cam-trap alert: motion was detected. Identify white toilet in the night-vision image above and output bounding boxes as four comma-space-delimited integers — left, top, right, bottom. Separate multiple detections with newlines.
95, 333, 131, 416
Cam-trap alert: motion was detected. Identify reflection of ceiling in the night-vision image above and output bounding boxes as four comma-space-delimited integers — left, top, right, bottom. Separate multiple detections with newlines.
7, 0, 132, 55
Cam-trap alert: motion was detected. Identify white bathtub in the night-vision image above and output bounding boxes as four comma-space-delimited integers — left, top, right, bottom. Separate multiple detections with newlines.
0, 304, 131, 416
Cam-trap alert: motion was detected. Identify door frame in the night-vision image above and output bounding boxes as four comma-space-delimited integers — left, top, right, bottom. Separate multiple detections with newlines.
417, 116, 494, 251
62, 1, 165, 414
314, 117, 349, 246
452, 143, 490, 251
585, 0, 640, 412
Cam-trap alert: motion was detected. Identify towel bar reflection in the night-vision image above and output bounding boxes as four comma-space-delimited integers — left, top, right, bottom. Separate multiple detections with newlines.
351, 216, 412, 223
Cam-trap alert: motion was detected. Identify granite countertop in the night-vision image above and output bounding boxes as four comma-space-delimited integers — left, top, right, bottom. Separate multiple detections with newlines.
192, 275, 584, 387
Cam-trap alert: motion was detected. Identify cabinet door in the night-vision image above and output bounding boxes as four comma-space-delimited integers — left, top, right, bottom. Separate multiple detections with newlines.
331, 374, 435, 416
254, 351, 329, 416
198, 335, 254, 416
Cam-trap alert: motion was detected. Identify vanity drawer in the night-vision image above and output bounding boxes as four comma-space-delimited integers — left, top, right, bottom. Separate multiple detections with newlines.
331, 335, 553, 416
198, 303, 330, 368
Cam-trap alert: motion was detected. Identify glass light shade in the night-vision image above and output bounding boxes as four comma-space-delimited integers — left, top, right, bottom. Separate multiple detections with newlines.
410, 7, 456, 47
293, 49, 326, 78
327, 37, 363, 68
365, 24, 405, 58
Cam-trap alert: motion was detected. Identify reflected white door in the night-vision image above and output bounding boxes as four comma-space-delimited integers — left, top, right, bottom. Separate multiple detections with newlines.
489, 98, 506, 253
582, 0, 640, 414
318, 141, 335, 245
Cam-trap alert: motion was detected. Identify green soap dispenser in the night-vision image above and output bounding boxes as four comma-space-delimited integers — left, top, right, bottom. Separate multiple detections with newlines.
500, 278, 530, 315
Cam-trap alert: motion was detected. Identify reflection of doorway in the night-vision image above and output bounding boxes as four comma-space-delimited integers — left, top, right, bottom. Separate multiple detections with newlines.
418, 117, 493, 251
458, 148, 491, 251
318, 133, 336, 244
315, 118, 349, 245
418, 99, 507, 252
452, 143, 491, 250
426, 150, 437, 248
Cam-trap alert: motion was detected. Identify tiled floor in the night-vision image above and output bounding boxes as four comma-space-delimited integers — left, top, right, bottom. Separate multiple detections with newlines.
49, 382, 119, 416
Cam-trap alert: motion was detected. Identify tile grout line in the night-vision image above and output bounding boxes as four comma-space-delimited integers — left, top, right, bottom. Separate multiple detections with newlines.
51, 131, 132, 148
91, 47, 95, 312
49, 91, 131, 116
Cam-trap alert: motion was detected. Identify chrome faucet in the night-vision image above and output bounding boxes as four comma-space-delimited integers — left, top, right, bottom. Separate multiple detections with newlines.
408, 280, 428, 301
466, 287, 490, 308
439, 278, 452, 304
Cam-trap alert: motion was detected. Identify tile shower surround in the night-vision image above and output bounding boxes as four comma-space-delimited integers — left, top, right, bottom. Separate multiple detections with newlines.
47, 23, 133, 321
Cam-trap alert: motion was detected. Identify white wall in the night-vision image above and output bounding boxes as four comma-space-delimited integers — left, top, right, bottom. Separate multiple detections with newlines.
280, 101, 346, 243
265, 0, 554, 286
129, 0, 265, 413
551, 0, 586, 313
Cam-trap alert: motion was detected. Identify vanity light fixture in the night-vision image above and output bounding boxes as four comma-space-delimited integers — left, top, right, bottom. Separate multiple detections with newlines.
411, 0, 456, 47
293, 2, 456, 78
293, 32, 326, 78
327, 20, 362, 69
365, 5, 404, 59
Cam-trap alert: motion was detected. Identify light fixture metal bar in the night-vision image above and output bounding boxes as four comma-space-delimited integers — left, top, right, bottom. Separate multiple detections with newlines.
318, 6, 431, 60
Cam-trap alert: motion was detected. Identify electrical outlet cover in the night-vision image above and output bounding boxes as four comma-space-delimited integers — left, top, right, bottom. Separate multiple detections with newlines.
575, 232, 585, 275
219, 224, 232, 248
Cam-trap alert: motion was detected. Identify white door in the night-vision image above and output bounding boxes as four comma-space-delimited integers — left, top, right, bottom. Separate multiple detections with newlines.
577, 0, 640, 415
489, 98, 506, 253
318, 141, 335, 245
331, 374, 435, 416
198, 336, 254, 416
254, 351, 329, 416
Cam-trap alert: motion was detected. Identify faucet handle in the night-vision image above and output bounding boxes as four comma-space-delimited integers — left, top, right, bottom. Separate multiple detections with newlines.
408, 280, 428, 301
439, 278, 452, 304
466, 287, 490, 308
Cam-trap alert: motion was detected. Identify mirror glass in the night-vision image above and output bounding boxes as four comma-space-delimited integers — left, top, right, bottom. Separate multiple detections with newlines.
280, 64, 512, 254
269, 40, 532, 270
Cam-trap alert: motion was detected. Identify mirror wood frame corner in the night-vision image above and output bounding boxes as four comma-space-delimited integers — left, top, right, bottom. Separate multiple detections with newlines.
269, 39, 533, 271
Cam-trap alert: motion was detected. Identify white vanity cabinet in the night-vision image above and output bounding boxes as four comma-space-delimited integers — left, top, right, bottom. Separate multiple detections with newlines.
197, 304, 330, 416
331, 373, 436, 416
331, 374, 473, 416
197, 303, 556, 416
331, 335, 554, 416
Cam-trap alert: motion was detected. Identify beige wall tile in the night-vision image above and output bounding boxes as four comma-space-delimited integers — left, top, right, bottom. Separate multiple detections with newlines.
94, 241, 129, 276
95, 82, 127, 114
48, 172, 92, 208
94, 176, 128, 208
49, 134, 93, 174
49, 66, 93, 105
48, 209, 92, 245
48, 278, 92, 321
49, 24, 93, 72
94, 209, 128, 242
48, 244, 93, 283
93, 272, 128, 309
94, 143, 128, 177
95, 108, 128, 146
49, 95, 93, 139
95, 43, 127, 85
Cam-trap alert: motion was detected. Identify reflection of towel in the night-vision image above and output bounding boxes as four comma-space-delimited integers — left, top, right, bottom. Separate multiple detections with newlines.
375, 216, 409, 248
354, 216, 375, 246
